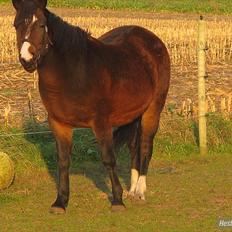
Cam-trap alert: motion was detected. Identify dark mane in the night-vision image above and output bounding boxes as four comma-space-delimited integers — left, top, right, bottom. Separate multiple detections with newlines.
45, 10, 90, 59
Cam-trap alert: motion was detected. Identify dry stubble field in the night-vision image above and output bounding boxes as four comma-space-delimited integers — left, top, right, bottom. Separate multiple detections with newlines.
0, 5, 232, 125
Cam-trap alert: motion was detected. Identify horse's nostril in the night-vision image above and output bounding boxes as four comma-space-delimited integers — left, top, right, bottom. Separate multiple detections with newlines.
20, 57, 26, 64
20, 57, 31, 66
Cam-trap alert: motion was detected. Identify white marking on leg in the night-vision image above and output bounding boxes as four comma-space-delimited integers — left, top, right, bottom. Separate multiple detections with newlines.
20, 42, 33, 61
128, 169, 139, 196
135, 175, 146, 200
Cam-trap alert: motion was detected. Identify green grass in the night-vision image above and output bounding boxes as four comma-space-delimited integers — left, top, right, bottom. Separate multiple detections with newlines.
0, 113, 231, 172
1, 0, 232, 14
0, 149, 232, 231
0, 114, 231, 231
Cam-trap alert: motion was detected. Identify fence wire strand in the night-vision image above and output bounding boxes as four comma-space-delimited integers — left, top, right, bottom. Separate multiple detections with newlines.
0, 128, 85, 138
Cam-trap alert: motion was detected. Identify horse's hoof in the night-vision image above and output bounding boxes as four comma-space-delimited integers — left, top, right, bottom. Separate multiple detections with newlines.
111, 204, 126, 212
49, 206, 66, 214
127, 191, 135, 200
126, 191, 146, 204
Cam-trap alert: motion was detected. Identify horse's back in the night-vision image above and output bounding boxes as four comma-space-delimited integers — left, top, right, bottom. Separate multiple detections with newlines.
99, 25, 170, 84
99, 25, 168, 59
99, 25, 159, 45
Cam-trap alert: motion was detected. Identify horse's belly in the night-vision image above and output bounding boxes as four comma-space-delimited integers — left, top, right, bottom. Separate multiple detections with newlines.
39, 91, 93, 127
110, 104, 149, 126
109, 86, 153, 126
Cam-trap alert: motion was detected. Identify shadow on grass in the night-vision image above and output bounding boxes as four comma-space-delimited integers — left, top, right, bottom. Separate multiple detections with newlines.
23, 119, 130, 203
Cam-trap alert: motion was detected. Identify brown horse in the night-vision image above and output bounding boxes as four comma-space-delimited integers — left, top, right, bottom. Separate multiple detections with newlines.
12, 0, 170, 213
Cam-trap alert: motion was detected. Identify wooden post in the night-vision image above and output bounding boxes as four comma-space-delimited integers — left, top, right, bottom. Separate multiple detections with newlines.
198, 16, 207, 155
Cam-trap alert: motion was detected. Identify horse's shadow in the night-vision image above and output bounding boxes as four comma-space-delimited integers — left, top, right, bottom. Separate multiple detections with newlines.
23, 119, 130, 202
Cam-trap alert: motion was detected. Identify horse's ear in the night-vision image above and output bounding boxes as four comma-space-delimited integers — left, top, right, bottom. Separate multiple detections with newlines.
35, 0, 47, 9
12, 0, 21, 10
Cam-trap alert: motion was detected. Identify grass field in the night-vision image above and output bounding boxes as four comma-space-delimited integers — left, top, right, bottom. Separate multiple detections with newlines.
0, 113, 231, 173
1, 0, 232, 14
0, 116, 232, 231
1, 154, 232, 231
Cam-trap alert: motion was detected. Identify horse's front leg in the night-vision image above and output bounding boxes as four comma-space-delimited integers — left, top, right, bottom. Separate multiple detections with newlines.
93, 122, 125, 212
49, 117, 73, 214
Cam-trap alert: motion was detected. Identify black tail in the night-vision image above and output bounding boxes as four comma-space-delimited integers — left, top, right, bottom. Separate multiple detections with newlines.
113, 117, 141, 151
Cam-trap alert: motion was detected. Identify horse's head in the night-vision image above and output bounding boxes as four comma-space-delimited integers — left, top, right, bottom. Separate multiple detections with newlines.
12, 0, 51, 72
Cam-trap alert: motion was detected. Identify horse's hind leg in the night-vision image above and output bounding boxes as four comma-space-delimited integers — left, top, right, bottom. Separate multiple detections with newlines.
134, 100, 163, 201
93, 122, 125, 212
112, 119, 141, 198
49, 117, 73, 214
127, 121, 140, 197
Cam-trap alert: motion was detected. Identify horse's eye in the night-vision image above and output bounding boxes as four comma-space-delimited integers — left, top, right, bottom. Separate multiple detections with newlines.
40, 24, 46, 28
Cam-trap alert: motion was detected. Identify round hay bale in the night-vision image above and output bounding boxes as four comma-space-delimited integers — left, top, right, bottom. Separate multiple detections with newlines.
0, 152, 15, 190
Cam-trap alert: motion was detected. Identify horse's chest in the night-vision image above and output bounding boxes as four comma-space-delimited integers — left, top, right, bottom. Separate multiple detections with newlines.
38, 80, 93, 126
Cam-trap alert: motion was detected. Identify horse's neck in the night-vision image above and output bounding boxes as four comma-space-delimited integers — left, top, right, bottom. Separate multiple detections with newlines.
46, 10, 88, 60
38, 48, 88, 94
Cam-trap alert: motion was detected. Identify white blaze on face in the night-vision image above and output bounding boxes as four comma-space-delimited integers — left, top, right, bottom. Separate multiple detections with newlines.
25, 15, 38, 39
20, 41, 33, 61
20, 15, 38, 61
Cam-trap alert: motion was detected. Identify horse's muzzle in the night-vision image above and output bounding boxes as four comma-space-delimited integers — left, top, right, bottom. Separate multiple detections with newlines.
19, 57, 37, 73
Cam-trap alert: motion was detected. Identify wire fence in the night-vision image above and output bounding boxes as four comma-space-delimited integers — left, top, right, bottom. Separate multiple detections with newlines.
0, 128, 86, 138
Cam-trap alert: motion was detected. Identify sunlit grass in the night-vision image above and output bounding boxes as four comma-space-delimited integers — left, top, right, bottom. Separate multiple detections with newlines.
1, 0, 232, 14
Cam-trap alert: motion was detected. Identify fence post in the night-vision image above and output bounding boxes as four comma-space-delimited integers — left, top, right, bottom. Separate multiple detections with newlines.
198, 16, 207, 155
